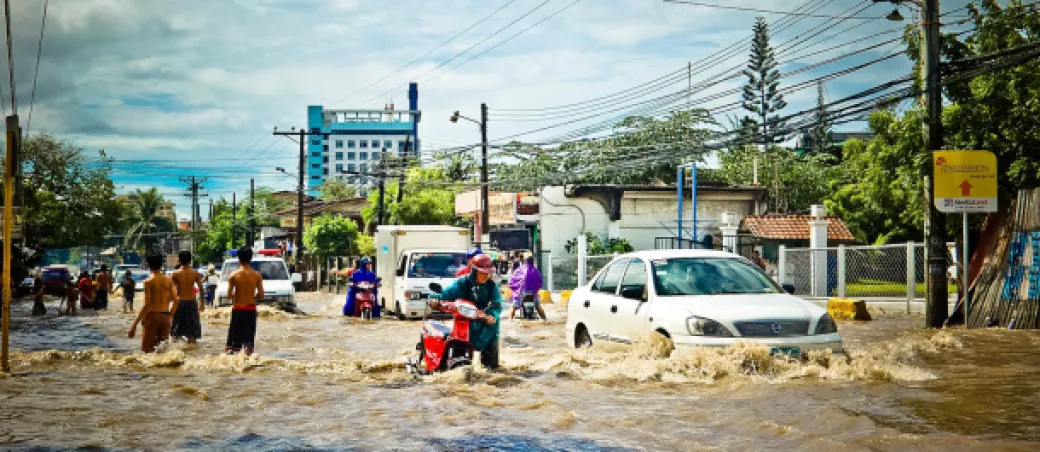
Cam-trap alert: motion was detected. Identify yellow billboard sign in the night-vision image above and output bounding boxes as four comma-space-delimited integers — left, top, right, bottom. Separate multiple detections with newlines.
933, 151, 998, 213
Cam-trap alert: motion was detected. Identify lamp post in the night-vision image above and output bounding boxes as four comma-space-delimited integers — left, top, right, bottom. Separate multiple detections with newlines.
450, 104, 488, 246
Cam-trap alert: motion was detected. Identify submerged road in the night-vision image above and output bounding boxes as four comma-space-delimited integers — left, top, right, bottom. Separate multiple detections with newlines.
0, 293, 1037, 451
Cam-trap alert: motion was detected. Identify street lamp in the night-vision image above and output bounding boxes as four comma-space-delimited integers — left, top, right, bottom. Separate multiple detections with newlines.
449, 104, 489, 247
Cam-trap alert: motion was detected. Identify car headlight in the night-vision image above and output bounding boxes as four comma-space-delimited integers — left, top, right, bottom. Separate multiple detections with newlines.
686, 316, 733, 337
814, 314, 838, 334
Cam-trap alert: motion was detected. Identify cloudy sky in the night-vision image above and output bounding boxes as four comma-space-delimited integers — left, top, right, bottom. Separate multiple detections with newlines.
6, 0, 975, 219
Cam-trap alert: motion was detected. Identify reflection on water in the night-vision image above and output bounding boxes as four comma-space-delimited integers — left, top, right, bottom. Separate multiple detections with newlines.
1, 297, 1038, 450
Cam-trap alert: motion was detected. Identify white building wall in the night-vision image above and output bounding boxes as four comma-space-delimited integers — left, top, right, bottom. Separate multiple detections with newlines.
538, 186, 763, 255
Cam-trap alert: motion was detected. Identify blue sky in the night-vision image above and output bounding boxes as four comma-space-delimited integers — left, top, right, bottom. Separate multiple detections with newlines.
7, 0, 976, 219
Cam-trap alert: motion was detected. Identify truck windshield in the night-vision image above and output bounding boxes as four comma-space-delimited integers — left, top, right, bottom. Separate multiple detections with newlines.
409, 252, 467, 278
221, 261, 289, 281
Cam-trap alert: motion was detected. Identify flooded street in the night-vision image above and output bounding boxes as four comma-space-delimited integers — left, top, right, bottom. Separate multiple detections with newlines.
1, 294, 1038, 451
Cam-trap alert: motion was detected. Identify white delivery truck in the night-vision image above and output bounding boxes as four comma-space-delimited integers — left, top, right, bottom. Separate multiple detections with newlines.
375, 225, 471, 320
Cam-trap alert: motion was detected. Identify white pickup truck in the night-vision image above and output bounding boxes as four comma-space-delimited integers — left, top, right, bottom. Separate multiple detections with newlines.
375, 225, 471, 320
215, 256, 302, 311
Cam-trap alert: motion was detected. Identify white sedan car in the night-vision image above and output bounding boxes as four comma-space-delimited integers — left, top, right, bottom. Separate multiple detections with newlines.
566, 250, 843, 356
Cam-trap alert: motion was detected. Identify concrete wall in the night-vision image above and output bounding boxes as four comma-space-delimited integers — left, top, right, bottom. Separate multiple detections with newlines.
539, 186, 764, 256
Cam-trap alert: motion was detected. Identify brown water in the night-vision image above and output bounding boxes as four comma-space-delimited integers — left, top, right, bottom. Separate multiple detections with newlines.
1, 294, 1038, 451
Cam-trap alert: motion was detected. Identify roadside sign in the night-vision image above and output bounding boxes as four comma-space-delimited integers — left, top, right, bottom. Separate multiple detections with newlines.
0, 206, 24, 240
933, 151, 998, 213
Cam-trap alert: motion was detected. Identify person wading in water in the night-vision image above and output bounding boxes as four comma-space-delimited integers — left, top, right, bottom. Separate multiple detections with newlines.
226, 247, 263, 355
128, 254, 178, 353
95, 265, 113, 310
170, 251, 205, 344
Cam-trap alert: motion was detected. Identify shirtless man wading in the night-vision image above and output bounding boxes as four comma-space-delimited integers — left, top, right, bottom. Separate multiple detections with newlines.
128, 254, 179, 353
226, 246, 263, 355
170, 250, 205, 343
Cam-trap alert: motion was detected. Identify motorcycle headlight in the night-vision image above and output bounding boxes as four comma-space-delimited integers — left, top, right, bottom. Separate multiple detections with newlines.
686, 316, 733, 337
456, 303, 479, 319
814, 314, 838, 335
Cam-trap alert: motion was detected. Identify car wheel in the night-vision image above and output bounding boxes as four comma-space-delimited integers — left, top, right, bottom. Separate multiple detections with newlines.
574, 324, 592, 349
396, 302, 406, 321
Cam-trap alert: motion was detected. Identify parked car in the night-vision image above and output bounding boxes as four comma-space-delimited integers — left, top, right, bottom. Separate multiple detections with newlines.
129, 270, 150, 292
40, 265, 72, 296
565, 250, 843, 356
214, 256, 302, 311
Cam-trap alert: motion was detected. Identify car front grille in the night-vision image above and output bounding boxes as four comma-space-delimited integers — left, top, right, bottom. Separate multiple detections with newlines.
733, 320, 810, 337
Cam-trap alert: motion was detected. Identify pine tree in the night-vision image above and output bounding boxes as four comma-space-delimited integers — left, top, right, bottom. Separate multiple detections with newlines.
741, 16, 787, 148
809, 81, 831, 155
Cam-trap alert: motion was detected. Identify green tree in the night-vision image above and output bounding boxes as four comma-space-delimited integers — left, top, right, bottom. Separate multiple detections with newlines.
718, 145, 843, 215
304, 214, 360, 257
318, 177, 357, 202
122, 187, 172, 253
362, 165, 462, 227
356, 234, 376, 258
741, 16, 787, 147
807, 81, 832, 155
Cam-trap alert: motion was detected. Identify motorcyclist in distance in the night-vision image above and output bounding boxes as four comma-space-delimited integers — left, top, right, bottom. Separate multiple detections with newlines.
430, 254, 501, 369
343, 257, 380, 317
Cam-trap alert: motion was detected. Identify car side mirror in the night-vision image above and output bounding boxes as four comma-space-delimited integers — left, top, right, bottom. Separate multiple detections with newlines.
291, 273, 303, 283
621, 286, 646, 301
782, 283, 795, 295
428, 282, 443, 293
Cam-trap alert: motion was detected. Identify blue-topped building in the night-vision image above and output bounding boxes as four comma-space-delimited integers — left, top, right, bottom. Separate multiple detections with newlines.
307, 82, 420, 195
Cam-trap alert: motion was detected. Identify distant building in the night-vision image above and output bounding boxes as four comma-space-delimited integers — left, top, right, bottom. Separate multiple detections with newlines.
306, 82, 420, 195
795, 131, 875, 155
116, 195, 177, 224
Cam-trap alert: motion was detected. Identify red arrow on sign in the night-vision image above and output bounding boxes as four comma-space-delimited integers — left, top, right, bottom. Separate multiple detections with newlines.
959, 180, 973, 196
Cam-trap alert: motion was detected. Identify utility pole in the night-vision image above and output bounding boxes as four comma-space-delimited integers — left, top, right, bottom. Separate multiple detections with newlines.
248, 178, 255, 248
274, 126, 317, 267
2, 114, 18, 373
231, 193, 237, 248
180, 176, 206, 256
395, 135, 410, 214
377, 148, 387, 226
480, 103, 489, 245
922, 0, 948, 328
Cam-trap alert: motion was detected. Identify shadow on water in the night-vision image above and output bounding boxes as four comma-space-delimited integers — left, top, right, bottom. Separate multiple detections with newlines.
423, 435, 635, 452
6, 301, 123, 352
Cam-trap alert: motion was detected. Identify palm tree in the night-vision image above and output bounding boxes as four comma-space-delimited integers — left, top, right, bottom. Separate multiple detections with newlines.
123, 188, 166, 254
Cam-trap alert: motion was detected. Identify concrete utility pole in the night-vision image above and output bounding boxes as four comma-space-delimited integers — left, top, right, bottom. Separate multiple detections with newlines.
449, 104, 488, 246
249, 177, 255, 248
395, 135, 411, 215
231, 193, 237, 248
274, 127, 319, 267
922, 0, 948, 328
377, 148, 387, 226
180, 176, 207, 257
2, 114, 19, 373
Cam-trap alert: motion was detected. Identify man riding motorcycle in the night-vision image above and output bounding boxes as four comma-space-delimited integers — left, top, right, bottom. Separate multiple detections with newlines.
429, 254, 501, 369
343, 257, 381, 317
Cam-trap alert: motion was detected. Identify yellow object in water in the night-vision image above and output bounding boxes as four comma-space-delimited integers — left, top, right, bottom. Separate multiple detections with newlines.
539, 290, 552, 304
560, 290, 572, 309
827, 298, 872, 321
501, 287, 513, 301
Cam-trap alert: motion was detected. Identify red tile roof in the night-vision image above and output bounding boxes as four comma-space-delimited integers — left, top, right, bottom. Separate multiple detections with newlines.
740, 215, 857, 242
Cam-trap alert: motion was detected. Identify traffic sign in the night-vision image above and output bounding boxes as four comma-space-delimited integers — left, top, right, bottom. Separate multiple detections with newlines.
933, 151, 998, 213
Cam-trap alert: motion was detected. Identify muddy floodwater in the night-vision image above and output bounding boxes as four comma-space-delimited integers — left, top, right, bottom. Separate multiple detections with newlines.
1, 294, 1038, 451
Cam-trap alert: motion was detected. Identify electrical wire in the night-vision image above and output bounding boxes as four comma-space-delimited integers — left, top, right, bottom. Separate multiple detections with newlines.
328, 0, 518, 106
661, 0, 886, 19
26, 0, 48, 132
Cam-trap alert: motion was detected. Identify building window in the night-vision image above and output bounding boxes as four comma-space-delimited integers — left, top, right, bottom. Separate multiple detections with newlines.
348, 164, 356, 171
398, 141, 406, 151
323, 156, 329, 163
336, 164, 343, 173
347, 140, 356, 148
360, 152, 368, 160
323, 168, 329, 175
335, 140, 343, 149
371, 140, 380, 149
311, 175, 320, 180
360, 164, 368, 172
335, 152, 343, 160
311, 163, 320, 169
384, 140, 393, 149
311, 151, 321, 157
311, 138, 321, 145
347, 152, 356, 160
323, 144, 329, 151
310, 127, 320, 134
372, 153, 380, 160
360, 140, 368, 148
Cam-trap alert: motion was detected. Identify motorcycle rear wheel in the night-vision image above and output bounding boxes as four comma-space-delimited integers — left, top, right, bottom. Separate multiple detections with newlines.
361, 307, 372, 320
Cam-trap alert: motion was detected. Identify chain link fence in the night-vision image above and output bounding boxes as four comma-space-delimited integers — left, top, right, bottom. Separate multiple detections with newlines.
547, 254, 621, 291
780, 242, 937, 300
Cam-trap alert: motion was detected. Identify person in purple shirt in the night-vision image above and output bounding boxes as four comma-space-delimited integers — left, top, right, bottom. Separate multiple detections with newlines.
508, 256, 546, 320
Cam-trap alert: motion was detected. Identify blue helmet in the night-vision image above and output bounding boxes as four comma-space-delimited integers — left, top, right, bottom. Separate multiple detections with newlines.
466, 248, 483, 259
359, 256, 372, 265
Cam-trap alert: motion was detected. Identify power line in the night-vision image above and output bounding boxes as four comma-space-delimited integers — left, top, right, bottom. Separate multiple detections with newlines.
358, 0, 555, 106
328, 0, 518, 106
661, 0, 881, 19
26, 0, 48, 132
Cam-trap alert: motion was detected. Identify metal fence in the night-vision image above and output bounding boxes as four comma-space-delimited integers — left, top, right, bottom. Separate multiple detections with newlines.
547, 253, 620, 291
779, 242, 930, 301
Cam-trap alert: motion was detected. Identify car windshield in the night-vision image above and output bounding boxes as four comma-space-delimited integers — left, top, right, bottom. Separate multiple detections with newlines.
221, 261, 289, 281
651, 257, 780, 296
42, 269, 68, 281
409, 252, 467, 278
129, 272, 150, 282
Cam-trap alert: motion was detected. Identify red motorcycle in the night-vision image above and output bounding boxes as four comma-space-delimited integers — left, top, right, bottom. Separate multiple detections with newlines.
405, 283, 494, 374
354, 280, 378, 320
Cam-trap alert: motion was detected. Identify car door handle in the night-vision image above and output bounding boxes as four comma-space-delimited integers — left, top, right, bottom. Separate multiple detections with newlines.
610, 305, 618, 313
583, 300, 590, 308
